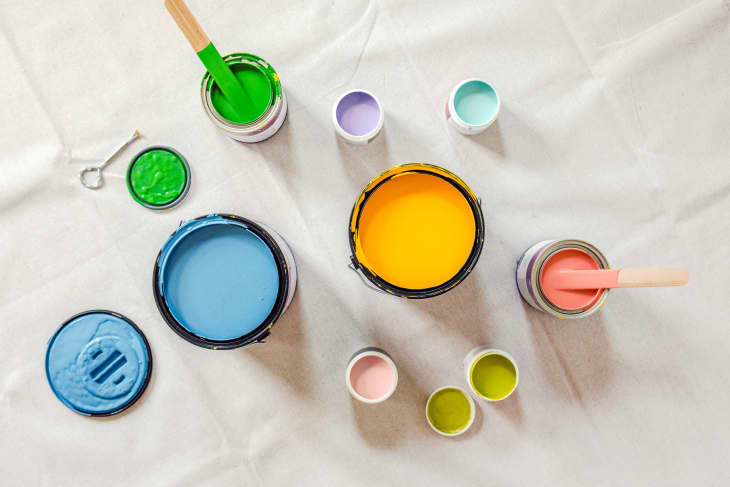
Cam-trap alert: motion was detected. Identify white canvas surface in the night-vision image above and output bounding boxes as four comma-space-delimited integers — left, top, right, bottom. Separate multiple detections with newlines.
1, 0, 729, 485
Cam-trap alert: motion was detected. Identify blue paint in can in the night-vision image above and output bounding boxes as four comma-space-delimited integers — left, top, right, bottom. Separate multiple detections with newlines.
154, 214, 295, 349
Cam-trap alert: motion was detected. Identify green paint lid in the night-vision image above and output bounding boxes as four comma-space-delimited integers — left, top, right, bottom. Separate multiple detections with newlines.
126, 146, 191, 210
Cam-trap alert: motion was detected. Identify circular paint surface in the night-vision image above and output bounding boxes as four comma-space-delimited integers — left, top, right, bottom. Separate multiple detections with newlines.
211, 62, 272, 124
540, 248, 602, 310
349, 354, 395, 400
335, 91, 381, 136
454, 80, 498, 125
158, 217, 280, 341
427, 387, 472, 435
357, 172, 476, 289
128, 149, 188, 207
45, 311, 151, 416
470, 353, 517, 400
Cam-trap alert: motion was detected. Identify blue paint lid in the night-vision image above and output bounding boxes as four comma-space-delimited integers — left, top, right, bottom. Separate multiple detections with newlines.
45, 310, 152, 416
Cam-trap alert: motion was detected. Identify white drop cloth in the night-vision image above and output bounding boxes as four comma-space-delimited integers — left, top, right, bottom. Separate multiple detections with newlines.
1, 0, 729, 485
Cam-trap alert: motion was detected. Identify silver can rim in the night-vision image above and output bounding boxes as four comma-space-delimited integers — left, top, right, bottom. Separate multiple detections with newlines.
529, 239, 610, 318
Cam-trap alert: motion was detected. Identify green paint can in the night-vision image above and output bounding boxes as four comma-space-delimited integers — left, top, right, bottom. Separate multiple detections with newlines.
126, 146, 191, 210
200, 52, 287, 143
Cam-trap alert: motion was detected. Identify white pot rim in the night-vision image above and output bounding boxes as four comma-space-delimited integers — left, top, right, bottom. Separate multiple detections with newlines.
332, 89, 385, 143
345, 349, 398, 404
448, 78, 500, 130
463, 347, 519, 402
425, 385, 475, 436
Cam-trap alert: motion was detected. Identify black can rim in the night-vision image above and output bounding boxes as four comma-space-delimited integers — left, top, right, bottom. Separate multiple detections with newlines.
45, 309, 153, 417
348, 166, 485, 299
153, 213, 290, 350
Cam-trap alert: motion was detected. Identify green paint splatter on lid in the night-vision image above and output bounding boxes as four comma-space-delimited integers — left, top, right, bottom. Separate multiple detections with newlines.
127, 148, 188, 208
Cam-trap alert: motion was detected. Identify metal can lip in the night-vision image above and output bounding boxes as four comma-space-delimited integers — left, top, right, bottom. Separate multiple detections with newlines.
45, 310, 153, 417
153, 214, 296, 350
348, 163, 485, 299
126, 146, 191, 211
531, 239, 610, 318
200, 53, 284, 139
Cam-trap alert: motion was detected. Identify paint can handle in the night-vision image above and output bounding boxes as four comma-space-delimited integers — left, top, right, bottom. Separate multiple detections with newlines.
80, 166, 104, 189
79, 130, 141, 190
255, 329, 270, 344
348, 259, 389, 295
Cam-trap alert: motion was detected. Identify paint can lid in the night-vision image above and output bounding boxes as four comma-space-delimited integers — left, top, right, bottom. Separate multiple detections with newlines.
126, 146, 191, 210
45, 310, 152, 416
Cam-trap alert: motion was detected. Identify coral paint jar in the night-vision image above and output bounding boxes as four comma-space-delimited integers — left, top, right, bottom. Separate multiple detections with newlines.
516, 239, 610, 319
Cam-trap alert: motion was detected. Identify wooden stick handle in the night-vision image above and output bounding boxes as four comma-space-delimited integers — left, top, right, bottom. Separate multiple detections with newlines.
616, 268, 689, 288
165, 0, 210, 52
554, 267, 689, 290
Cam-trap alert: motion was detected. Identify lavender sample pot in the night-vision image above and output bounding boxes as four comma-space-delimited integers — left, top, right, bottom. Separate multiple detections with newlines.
332, 89, 384, 144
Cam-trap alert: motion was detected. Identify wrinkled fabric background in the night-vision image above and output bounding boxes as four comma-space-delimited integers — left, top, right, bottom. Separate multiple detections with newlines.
1, 0, 729, 485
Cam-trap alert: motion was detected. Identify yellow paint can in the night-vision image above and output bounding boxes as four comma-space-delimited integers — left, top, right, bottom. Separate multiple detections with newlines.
349, 164, 484, 298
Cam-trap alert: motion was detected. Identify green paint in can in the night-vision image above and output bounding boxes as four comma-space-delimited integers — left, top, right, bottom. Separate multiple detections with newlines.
209, 62, 272, 124
201, 53, 287, 143
426, 386, 474, 436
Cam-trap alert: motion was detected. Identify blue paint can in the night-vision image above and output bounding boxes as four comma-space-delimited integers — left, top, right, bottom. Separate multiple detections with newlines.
153, 214, 297, 349
45, 310, 152, 416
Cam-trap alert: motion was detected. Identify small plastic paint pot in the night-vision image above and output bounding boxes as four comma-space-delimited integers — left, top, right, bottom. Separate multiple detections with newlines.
126, 146, 191, 210
345, 347, 398, 404
463, 347, 519, 402
45, 310, 152, 417
201, 52, 287, 143
348, 163, 485, 298
425, 386, 475, 437
516, 239, 610, 319
153, 214, 297, 349
446, 78, 500, 135
332, 89, 384, 144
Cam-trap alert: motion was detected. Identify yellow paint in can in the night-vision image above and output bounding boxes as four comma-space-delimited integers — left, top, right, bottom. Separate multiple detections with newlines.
350, 164, 482, 292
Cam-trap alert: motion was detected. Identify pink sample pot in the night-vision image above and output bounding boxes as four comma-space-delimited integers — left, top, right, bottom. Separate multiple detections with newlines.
346, 348, 398, 403
516, 239, 610, 319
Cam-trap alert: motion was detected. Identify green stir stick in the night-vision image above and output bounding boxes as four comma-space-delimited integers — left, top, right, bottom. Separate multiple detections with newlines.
165, 0, 253, 120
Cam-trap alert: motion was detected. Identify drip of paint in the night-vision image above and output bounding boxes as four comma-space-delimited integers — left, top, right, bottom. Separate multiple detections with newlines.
454, 80, 498, 125
335, 91, 381, 136
129, 149, 187, 206
470, 354, 517, 400
349, 355, 395, 400
540, 248, 602, 310
427, 388, 472, 434
45, 313, 150, 415
210, 62, 272, 124
356, 171, 476, 289
159, 219, 280, 341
